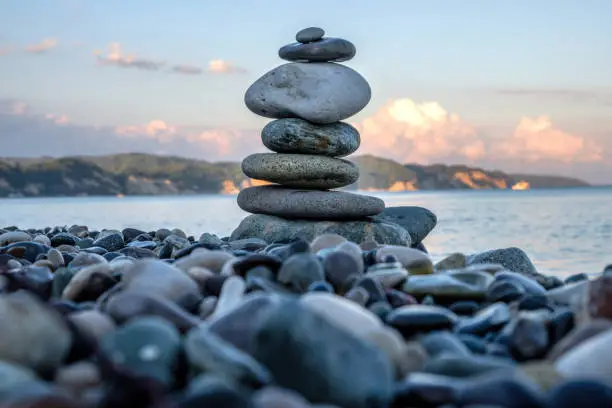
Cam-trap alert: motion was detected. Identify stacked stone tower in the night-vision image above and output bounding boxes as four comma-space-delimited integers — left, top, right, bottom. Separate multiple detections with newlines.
231, 27, 411, 245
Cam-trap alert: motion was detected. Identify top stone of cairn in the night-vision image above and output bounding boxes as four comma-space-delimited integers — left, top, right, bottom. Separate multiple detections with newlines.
296, 27, 325, 43
279, 27, 356, 63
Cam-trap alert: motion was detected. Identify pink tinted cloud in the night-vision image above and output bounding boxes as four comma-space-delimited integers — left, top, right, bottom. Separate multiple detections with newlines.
353, 98, 605, 165
11, 101, 28, 115
44, 113, 70, 125
171, 65, 203, 75
498, 115, 603, 163
208, 60, 247, 74
353, 98, 486, 163
94, 43, 246, 76
25, 38, 58, 53
95, 43, 165, 70
0, 46, 13, 56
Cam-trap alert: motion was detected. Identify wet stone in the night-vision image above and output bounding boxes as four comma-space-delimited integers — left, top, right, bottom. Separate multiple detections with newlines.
386, 305, 458, 338
100, 316, 182, 388
392, 373, 461, 408
495, 271, 546, 296
373, 206, 437, 245
456, 372, 546, 407
547, 379, 612, 408
423, 353, 515, 378
104, 291, 199, 333
50, 233, 79, 247
385, 289, 417, 308
486, 279, 526, 303
565, 273, 589, 284
93, 232, 124, 252
252, 298, 394, 408
449, 300, 480, 316
277, 253, 325, 293
456, 302, 511, 337
498, 312, 550, 361
323, 250, 362, 292
420, 331, 472, 358
261, 118, 360, 157
185, 325, 272, 387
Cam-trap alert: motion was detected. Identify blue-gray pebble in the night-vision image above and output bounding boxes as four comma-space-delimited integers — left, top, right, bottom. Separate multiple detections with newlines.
252, 298, 394, 408
279, 37, 356, 62
296, 27, 325, 43
262, 118, 360, 157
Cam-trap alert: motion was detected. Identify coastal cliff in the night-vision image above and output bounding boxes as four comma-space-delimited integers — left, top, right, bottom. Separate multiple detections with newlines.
0, 153, 590, 198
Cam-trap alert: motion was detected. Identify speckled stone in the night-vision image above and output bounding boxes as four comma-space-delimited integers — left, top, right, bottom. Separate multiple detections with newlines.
296, 27, 325, 43
261, 118, 360, 157
237, 186, 385, 220
279, 38, 356, 62
466, 247, 538, 277
372, 206, 437, 244
245, 62, 371, 124
231, 214, 411, 246
242, 153, 359, 189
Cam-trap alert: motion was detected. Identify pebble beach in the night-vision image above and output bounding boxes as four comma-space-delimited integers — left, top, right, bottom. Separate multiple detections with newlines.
1, 25, 611, 408
1, 221, 612, 408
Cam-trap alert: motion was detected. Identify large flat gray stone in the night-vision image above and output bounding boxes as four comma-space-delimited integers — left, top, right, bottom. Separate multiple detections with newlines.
237, 186, 384, 220
242, 153, 359, 189
230, 214, 412, 246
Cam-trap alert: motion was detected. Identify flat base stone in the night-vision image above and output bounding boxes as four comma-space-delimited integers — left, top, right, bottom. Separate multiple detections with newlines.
230, 214, 412, 246
237, 186, 384, 220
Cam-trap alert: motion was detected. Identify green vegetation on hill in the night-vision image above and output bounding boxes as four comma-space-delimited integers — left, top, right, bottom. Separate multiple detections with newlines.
0, 153, 590, 198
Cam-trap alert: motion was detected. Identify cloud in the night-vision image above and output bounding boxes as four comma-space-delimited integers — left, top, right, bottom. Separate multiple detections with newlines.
95, 43, 164, 71
44, 113, 70, 125
353, 98, 486, 163
25, 38, 58, 53
353, 97, 605, 166
0, 46, 12, 56
170, 60, 247, 75
208, 60, 247, 74
115, 120, 177, 142
9, 101, 28, 115
171, 65, 203, 75
94, 43, 246, 76
497, 115, 603, 163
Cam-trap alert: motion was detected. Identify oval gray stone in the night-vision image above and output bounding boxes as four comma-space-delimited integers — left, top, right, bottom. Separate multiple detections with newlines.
296, 27, 325, 43
237, 186, 385, 220
279, 38, 356, 62
244, 62, 371, 124
231, 214, 412, 246
242, 153, 359, 189
372, 206, 437, 244
262, 118, 360, 157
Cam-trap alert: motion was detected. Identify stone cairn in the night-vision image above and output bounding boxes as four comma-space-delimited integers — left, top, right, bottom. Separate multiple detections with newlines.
232, 27, 411, 245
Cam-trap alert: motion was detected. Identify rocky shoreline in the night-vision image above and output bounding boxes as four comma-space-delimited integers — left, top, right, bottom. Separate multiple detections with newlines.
1, 210, 612, 408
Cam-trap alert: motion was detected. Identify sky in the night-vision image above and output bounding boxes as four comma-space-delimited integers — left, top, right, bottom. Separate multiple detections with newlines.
0, 0, 611, 183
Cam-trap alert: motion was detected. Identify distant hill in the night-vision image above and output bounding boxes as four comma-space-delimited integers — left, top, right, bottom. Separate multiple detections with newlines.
0, 153, 590, 198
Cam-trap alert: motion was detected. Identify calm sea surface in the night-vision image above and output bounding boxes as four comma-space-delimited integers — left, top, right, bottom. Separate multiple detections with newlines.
1, 188, 610, 277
